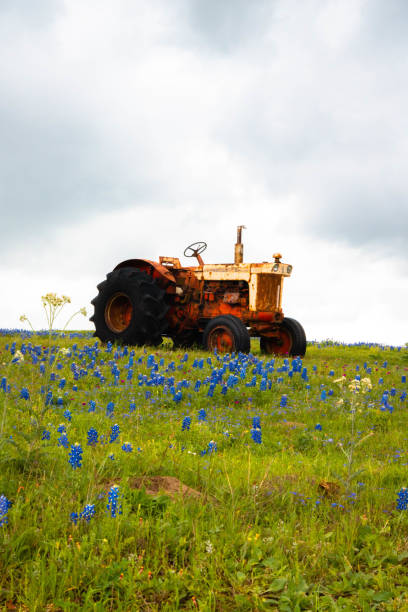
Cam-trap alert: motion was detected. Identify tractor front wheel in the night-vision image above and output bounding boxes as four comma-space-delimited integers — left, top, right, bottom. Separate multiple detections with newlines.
260, 317, 306, 357
203, 315, 250, 354
90, 267, 168, 346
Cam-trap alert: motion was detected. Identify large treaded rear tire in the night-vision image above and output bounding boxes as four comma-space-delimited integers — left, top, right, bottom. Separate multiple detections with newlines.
90, 267, 168, 346
260, 317, 306, 357
203, 315, 250, 354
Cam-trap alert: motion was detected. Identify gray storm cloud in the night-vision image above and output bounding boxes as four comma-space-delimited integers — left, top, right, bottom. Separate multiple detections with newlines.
0, 0, 407, 259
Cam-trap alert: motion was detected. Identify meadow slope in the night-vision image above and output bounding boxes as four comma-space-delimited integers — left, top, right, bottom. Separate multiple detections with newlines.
1, 332, 408, 611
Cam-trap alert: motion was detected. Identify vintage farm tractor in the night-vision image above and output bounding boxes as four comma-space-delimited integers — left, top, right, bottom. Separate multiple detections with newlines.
90, 227, 306, 355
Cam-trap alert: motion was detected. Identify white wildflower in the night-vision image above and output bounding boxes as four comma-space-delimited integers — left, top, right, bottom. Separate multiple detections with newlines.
12, 350, 24, 363
361, 377, 372, 393
205, 540, 214, 554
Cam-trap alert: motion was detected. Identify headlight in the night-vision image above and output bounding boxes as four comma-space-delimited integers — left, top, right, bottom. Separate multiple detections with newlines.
286, 265, 292, 273
273, 263, 279, 272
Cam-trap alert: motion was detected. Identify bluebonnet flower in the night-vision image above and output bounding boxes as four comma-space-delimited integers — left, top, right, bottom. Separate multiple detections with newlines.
397, 487, 408, 510
106, 485, 122, 518
198, 408, 207, 422
57, 424, 66, 433
0, 495, 12, 527
45, 390, 53, 405
181, 416, 191, 431
1, 377, 7, 392
80, 504, 95, 522
207, 440, 217, 453
173, 391, 182, 402
87, 427, 98, 446
68, 443, 83, 469
57, 397, 63, 406
315, 424, 322, 431
20, 388, 30, 400
280, 395, 287, 407
70, 512, 79, 525
42, 430, 51, 440
252, 416, 261, 429
402, 375, 406, 384
251, 428, 262, 444
58, 378, 66, 389
58, 433, 69, 448
88, 400, 96, 412
106, 401, 114, 416
122, 442, 133, 452
320, 389, 327, 401
109, 424, 120, 443
63, 410, 72, 422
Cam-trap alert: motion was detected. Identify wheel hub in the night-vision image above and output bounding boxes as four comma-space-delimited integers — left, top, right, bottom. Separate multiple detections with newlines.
105, 293, 133, 333
207, 325, 235, 352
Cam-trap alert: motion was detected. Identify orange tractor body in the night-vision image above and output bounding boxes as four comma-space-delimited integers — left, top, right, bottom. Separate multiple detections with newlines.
91, 227, 306, 355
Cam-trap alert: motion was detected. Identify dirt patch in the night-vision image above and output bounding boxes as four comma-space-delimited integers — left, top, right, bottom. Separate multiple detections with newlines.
318, 480, 341, 498
128, 476, 204, 501
276, 421, 306, 429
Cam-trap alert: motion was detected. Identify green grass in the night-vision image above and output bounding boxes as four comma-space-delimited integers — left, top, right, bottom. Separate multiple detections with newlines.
1, 333, 408, 611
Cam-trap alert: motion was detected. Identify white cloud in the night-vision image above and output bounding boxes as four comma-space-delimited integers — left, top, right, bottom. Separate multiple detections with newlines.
1, 0, 407, 345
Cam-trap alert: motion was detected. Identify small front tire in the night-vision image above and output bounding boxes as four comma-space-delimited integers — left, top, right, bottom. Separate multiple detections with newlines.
203, 315, 250, 353
260, 317, 306, 357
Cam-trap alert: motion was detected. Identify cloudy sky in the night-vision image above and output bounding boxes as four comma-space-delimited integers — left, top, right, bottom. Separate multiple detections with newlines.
1, 0, 407, 345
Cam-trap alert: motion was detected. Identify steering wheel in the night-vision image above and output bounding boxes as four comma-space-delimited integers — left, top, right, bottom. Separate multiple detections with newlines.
184, 241, 207, 258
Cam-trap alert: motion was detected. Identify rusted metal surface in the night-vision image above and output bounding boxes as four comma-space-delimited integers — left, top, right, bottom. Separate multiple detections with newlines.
112, 227, 295, 347
114, 259, 176, 289
105, 293, 132, 333
234, 225, 246, 264
159, 256, 181, 268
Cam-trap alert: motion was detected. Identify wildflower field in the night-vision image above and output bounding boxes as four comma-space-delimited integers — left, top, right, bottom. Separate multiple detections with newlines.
1, 331, 408, 611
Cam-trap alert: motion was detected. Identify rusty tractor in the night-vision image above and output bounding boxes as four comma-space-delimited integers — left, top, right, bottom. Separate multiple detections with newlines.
90, 226, 306, 355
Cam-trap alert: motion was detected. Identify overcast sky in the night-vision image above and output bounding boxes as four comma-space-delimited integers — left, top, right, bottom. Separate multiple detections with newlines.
0, 0, 407, 345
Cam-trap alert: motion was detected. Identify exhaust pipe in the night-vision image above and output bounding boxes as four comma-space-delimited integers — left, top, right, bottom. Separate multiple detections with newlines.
234, 225, 246, 264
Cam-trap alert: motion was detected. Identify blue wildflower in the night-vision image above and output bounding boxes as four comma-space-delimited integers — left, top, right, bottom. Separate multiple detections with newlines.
63, 410, 72, 422
122, 442, 133, 452
20, 388, 30, 400
315, 424, 322, 431
87, 427, 98, 446
252, 416, 261, 429
280, 395, 287, 407
207, 440, 217, 453
109, 424, 120, 443
198, 408, 207, 422
68, 443, 83, 469
80, 504, 95, 522
41, 430, 51, 440
106, 401, 114, 416
181, 416, 191, 431
88, 400, 96, 412
106, 485, 122, 518
57, 424, 66, 434
397, 488, 408, 510
58, 433, 69, 448
251, 428, 262, 444
0, 495, 12, 527
70, 512, 79, 525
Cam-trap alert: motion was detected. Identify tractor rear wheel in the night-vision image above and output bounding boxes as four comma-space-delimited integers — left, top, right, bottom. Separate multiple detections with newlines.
90, 267, 168, 346
260, 317, 306, 357
203, 315, 250, 353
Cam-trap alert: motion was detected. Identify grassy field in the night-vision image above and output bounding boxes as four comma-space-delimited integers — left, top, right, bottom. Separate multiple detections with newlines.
1, 331, 408, 611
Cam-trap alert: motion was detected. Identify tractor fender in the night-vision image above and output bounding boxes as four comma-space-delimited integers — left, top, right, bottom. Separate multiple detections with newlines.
113, 259, 176, 290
